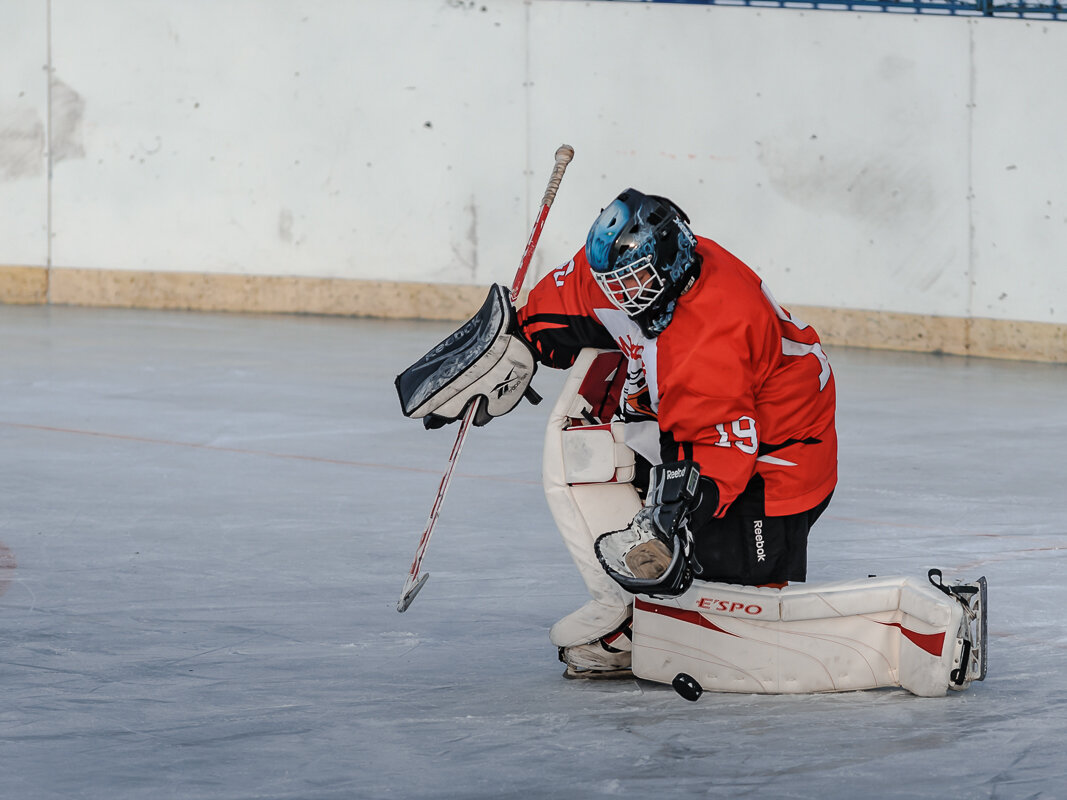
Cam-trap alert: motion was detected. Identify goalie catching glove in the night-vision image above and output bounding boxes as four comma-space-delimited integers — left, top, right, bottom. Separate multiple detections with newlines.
594, 461, 706, 597
395, 284, 541, 429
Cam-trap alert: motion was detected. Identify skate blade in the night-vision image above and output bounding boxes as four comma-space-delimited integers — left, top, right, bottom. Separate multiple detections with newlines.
975, 575, 988, 682
562, 666, 634, 680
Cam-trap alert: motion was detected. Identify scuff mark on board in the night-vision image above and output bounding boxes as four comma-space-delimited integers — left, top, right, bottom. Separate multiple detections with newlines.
0, 106, 46, 181
51, 77, 86, 164
757, 138, 933, 224
448, 197, 479, 279
465, 195, 478, 279
279, 208, 294, 243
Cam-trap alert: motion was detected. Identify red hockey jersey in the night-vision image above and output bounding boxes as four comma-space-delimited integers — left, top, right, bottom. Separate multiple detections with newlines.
517, 236, 837, 518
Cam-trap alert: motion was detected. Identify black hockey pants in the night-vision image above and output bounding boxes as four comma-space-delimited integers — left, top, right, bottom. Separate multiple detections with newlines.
688, 473, 833, 586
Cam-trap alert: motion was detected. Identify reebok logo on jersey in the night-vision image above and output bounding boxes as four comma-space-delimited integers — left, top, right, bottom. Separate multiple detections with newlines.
753, 520, 766, 562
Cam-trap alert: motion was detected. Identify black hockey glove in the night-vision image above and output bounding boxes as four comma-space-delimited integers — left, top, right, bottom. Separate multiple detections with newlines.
594, 461, 704, 597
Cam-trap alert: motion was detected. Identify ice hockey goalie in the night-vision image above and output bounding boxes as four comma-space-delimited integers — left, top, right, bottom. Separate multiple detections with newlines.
538, 347, 986, 697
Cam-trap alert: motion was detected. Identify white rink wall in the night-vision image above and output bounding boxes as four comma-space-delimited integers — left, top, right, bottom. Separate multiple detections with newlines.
1, 0, 1065, 356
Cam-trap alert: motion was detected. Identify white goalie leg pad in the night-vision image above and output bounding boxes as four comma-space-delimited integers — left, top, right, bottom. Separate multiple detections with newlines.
544, 349, 643, 648
631, 573, 987, 697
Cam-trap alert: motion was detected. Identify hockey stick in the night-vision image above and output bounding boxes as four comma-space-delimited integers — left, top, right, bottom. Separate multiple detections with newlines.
397, 144, 575, 613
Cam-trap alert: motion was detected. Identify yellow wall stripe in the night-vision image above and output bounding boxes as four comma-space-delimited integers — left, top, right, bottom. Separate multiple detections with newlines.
2, 266, 1064, 363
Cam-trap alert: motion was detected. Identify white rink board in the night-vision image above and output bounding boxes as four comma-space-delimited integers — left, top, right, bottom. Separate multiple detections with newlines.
528, 4, 975, 317
0, 1, 1065, 325
970, 21, 1067, 324
0, 0, 49, 266
47, 0, 529, 283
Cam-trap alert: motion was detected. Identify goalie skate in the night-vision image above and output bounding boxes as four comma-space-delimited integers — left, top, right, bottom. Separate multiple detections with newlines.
559, 619, 633, 680
930, 570, 988, 689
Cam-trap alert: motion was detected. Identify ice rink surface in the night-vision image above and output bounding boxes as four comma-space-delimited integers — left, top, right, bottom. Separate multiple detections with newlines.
1, 305, 1065, 800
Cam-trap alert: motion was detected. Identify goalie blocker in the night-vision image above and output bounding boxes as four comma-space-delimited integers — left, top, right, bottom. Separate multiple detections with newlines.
396, 284, 542, 428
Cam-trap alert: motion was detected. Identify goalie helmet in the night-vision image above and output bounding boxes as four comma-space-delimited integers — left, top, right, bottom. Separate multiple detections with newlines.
585, 188, 701, 337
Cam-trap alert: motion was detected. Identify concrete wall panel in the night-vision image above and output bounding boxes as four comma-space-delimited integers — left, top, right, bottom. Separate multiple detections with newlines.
0, 0, 49, 267
970, 20, 1067, 323
528, 4, 974, 316
48, 0, 529, 283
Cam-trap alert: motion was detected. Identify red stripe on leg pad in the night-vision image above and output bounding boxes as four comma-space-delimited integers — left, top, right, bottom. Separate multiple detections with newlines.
635, 597, 742, 638
877, 621, 946, 657
637, 599, 946, 656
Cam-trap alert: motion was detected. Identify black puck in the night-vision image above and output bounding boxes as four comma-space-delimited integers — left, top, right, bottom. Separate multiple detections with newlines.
672, 672, 703, 702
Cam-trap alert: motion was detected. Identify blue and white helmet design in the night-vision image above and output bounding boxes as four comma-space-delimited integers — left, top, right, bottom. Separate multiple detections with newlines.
585, 189, 700, 337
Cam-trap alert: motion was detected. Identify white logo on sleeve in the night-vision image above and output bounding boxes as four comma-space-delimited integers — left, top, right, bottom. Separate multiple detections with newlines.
552, 259, 575, 287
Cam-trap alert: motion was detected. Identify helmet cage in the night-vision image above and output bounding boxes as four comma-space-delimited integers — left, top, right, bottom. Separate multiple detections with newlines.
592, 253, 667, 317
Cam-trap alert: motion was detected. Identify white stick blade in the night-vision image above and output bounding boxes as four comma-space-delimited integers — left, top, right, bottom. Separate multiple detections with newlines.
397, 573, 430, 613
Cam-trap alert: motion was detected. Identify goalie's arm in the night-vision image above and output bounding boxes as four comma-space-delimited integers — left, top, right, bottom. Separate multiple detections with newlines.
516, 252, 618, 369
518, 311, 617, 370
